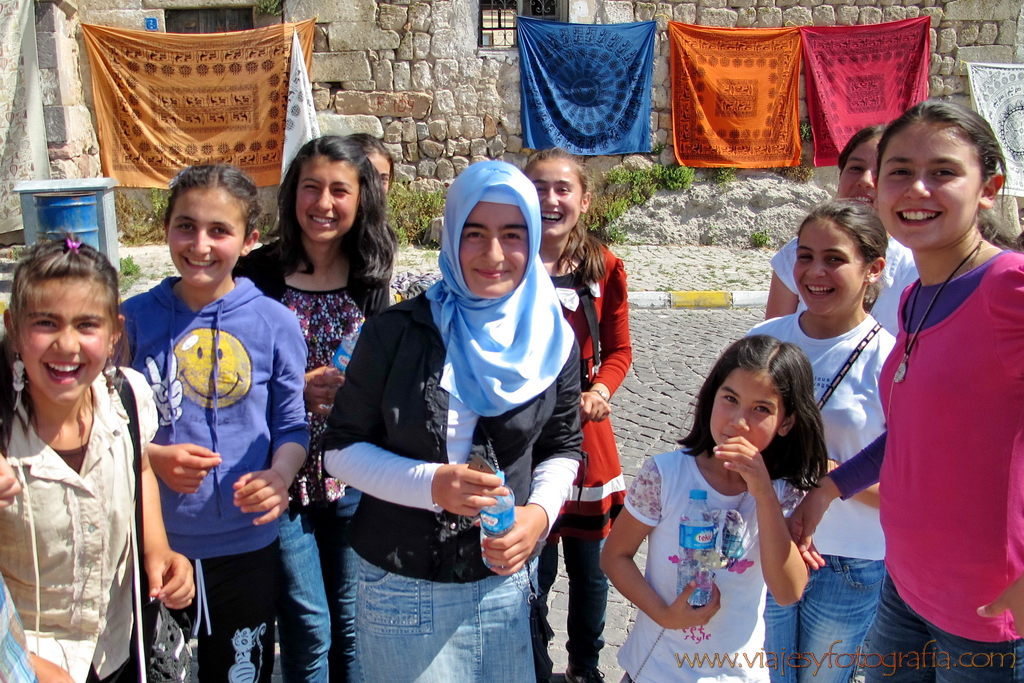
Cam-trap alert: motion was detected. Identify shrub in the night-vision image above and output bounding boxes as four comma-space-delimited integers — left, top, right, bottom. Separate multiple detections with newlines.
750, 229, 771, 249
387, 181, 446, 245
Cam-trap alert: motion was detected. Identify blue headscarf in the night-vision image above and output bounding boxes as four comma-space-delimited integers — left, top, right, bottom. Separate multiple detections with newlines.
425, 161, 574, 417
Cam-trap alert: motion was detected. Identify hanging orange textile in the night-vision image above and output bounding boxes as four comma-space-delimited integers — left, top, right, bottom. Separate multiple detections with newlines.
668, 22, 802, 168
83, 19, 315, 188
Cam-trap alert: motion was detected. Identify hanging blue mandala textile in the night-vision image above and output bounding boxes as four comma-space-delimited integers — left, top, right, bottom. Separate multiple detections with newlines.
967, 62, 1024, 197
518, 17, 656, 156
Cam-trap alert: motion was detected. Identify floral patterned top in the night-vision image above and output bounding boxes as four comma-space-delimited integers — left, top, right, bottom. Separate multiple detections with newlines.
281, 286, 365, 505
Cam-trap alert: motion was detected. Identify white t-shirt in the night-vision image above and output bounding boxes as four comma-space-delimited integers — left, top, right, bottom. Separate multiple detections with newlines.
748, 314, 894, 560
770, 235, 918, 335
618, 451, 800, 683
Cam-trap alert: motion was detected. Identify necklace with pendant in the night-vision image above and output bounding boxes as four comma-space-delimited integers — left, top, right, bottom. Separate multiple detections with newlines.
894, 242, 982, 383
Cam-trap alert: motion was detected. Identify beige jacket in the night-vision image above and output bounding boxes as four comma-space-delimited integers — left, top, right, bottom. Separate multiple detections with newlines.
0, 368, 157, 682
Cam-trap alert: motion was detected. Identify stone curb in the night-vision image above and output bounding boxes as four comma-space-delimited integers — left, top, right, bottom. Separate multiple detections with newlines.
628, 290, 768, 310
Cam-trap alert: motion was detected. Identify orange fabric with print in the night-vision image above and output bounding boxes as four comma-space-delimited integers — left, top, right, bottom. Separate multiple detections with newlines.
669, 22, 802, 168
83, 20, 314, 188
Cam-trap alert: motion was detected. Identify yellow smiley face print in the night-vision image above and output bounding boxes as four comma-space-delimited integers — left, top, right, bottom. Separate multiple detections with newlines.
173, 328, 253, 409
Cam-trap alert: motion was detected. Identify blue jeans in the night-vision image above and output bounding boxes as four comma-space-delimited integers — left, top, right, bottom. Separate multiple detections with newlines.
277, 490, 362, 683
859, 574, 1024, 683
538, 538, 607, 671
354, 556, 534, 683
765, 555, 886, 683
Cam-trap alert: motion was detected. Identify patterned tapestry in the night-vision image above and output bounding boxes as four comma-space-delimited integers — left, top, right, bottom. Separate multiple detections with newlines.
282, 31, 319, 173
0, 0, 38, 228
968, 62, 1024, 197
83, 20, 314, 188
802, 17, 930, 167
518, 17, 656, 155
668, 23, 802, 168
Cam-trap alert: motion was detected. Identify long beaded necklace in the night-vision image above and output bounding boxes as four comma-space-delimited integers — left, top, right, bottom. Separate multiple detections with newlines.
893, 241, 982, 383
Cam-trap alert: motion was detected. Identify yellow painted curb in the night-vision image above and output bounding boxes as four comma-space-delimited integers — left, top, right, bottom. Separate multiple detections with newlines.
669, 291, 733, 308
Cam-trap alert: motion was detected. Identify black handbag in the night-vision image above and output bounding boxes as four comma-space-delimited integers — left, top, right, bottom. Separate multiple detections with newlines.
117, 371, 194, 683
528, 574, 555, 681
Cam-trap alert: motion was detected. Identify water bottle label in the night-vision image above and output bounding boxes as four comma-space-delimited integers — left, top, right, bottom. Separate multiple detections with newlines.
480, 508, 515, 535
680, 523, 716, 550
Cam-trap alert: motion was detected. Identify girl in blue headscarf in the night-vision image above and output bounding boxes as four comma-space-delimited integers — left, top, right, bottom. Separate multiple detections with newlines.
322, 161, 584, 682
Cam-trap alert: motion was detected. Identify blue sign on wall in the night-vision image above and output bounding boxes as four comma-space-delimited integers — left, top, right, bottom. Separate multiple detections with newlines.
145, 17, 158, 31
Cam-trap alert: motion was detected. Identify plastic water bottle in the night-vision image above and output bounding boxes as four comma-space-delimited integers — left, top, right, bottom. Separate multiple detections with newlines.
332, 328, 361, 374
678, 489, 717, 607
480, 471, 515, 568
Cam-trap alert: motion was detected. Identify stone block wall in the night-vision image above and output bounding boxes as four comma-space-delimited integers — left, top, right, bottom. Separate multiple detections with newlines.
287, 0, 1022, 189
38, 0, 1024, 191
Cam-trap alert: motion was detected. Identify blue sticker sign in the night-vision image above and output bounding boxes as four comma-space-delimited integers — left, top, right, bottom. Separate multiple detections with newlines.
145, 17, 158, 31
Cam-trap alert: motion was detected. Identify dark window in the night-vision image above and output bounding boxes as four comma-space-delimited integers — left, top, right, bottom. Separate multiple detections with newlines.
479, 0, 566, 47
165, 8, 254, 34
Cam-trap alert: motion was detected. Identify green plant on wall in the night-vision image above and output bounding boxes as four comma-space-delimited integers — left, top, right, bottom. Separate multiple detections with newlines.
387, 181, 446, 245
254, 0, 283, 14
710, 167, 737, 186
114, 188, 170, 246
750, 228, 771, 249
582, 164, 695, 243
800, 121, 814, 142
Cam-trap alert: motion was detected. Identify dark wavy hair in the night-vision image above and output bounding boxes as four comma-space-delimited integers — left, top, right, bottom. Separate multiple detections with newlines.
878, 100, 1015, 249
680, 335, 828, 491
164, 164, 261, 237
0, 238, 121, 450
798, 199, 889, 311
272, 136, 397, 286
524, 147, 606, 284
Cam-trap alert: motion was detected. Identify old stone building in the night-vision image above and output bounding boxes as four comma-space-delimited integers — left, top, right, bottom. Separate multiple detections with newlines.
6, 0, 1024, 236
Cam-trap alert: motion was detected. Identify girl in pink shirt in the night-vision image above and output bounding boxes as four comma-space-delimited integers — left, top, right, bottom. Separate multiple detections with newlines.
792, 101, 1024, 681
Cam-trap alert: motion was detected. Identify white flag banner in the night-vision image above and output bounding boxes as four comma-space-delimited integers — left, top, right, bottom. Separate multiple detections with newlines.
282, 30, 320, 174
968, 62, 1024, 197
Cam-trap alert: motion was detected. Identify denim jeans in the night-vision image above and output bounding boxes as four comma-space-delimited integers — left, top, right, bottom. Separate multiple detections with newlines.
860, 575, 1024, 683
538, 538, 607, 671
764, 555, 886, 683
277, 490, 362, 683
354, 556, 534, 683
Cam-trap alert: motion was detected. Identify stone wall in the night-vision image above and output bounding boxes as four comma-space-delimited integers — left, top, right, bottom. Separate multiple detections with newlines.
33, 0, 1024, 194
289, 0, 1023, 190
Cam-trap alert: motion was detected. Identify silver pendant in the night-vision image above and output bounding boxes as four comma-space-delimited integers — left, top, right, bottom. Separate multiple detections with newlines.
894, 359, 907, 383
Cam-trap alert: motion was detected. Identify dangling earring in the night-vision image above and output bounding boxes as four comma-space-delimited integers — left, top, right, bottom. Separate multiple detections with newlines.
12, 355, 25, 408
104, 358, 117, 396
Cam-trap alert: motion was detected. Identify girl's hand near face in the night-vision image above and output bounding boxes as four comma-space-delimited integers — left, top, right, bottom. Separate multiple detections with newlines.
431, 464, 503, 516
0, 455, 21, 508
144, 547, 195, 610
713, 436, 774, 500
481, 503, 548, 576
305, 365, 344, 416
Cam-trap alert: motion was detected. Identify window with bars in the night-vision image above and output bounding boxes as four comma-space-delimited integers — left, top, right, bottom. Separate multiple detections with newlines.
479, 0, 566, 47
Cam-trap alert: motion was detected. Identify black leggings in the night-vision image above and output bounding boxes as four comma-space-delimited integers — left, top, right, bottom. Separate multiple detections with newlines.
174, 541, 280, 683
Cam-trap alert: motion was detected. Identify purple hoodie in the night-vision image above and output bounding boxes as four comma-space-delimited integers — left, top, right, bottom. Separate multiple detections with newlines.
123, 277, 309, 559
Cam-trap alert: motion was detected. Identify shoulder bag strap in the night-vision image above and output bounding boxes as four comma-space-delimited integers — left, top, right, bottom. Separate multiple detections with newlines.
575, 284, 601, 381
115, 370, 150, 683
817, 322, 882, 410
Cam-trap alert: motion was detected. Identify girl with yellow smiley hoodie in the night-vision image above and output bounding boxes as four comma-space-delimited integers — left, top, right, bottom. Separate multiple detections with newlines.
122, 165, 308, 683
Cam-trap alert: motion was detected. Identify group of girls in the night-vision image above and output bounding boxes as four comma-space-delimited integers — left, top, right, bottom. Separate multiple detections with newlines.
3, 95, 1024, 683
607, 100, 1024, 683
0, 133, 633, 683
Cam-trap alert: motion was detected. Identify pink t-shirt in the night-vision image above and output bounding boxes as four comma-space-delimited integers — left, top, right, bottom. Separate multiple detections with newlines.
880, 251, 1024, 642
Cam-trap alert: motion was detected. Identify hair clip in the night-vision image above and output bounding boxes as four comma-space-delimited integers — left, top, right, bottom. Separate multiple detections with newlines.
65, 237, 82, 253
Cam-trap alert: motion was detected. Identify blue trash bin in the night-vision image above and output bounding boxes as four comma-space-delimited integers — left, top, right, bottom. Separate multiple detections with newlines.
34, 193, 101, 249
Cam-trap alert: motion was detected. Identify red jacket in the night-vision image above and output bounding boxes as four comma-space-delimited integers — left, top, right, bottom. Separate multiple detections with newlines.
550, 245, 633, 541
